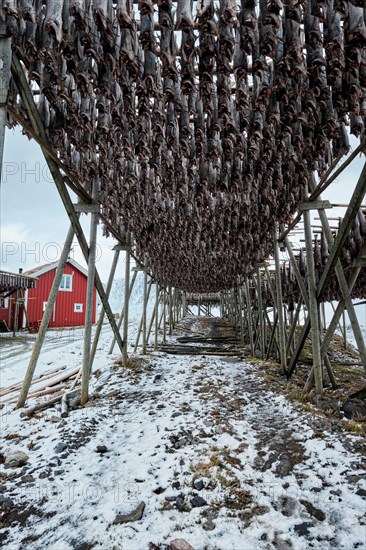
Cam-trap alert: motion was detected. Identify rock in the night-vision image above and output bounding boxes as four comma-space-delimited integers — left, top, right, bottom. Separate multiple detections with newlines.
174, 437, 189, 449
314, 397, 341, 417
21, 474, 35, 483
0, 495, 14, 509
54, 443, 66, 454
341, 398, 366, 419
160, 501, 172, 511
190, 495, 207, 508
113, 501, 145, 524
175, 496, 185, 512
5, 451, 29, 468
153, 487, 165, 495
275, 496, 297, 517
300, 500, 326, 521
96, 446, 108, 454
193, 479, 204, 491
49, 416, 63, 423
356, 488, 366, 498
172, 412, 182, 418
170, 539, 195, 550
293, 522, 314, 537
172, 481, 181, 490
202, 519, 216, 531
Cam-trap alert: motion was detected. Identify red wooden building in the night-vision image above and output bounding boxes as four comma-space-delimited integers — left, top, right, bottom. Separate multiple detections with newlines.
0, 259, 97, 331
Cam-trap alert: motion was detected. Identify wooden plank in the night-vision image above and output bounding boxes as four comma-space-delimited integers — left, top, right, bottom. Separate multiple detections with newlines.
299, 200, 332, 211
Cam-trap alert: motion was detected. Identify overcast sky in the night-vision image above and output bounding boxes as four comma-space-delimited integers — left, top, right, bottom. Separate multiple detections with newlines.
0, 127, 365, 283
0, 128, 132, 282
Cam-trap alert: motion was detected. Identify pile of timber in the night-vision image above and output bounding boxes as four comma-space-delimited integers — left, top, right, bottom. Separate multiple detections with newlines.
0, 365, 79, 405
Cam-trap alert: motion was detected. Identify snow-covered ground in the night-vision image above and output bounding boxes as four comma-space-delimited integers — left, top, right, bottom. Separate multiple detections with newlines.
0, 271, 155, 390
0, 318, 365, 550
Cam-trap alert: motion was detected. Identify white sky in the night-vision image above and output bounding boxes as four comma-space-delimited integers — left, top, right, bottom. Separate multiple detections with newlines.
0, 127, 365, 284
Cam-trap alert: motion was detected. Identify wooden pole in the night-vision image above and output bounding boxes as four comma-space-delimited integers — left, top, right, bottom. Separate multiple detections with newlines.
134, 278, 153, 352
148, 289, 162, 347
244, 277, 255, 356
274, 224, 287, 373
169, 287, 173, 335
12, 291, 19, 336
142, 271, 148, 354
256, 269, 266, 358
89, 249, 120, 369
16, 223, 76, 408
0, 22, 11, 182
80, 182, 99, 406
163, 288, 167, 344
10, 56, 124, 354
108, 270, 137, 355
154, 282, 159, 351
308, 174, 366, 367
123, 240, 131, 367
303, 186, 323, 396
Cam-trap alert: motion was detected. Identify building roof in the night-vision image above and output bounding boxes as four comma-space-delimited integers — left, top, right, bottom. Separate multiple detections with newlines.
22, 258, 88, 279
0, 270, 37, 293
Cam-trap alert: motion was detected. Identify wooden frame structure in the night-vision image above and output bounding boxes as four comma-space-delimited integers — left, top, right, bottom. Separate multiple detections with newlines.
222, 155, 366, 397
0, 2, 365, 408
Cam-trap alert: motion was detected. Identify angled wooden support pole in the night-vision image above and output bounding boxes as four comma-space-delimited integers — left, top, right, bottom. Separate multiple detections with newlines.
309, 174, 366, 370
134, 276, 153, 353
244, 277, 255, 356
122, 239, 131, 367
81, 182, 99, 406
148, 288, 162, 347
163, 288, 167, 344
274, 224, 287, 373
255, 269, 266, 358
303, 186, 323, 396
308, 247, 366, 386
89, 248, 120, 369
0, 22, 11, 181
16, 222, 76, 408
154, 283, 159, 351
142, 271, 148, 354
11, 55, 124, 356
108, 270, 137, 355
317, 162, 366, 296
169, 287, 173, 335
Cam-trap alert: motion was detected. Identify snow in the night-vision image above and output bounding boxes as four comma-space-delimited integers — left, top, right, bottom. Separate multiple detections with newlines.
1, 317, 366, 550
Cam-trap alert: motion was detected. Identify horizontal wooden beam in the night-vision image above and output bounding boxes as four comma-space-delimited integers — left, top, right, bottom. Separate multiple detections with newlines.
73, 203, 100, 213
299, 200, 332, 211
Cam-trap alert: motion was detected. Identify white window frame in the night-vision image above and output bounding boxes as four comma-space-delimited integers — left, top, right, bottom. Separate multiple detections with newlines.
74, 303, 83, 313
60, 274, 73, 292
1, 297, 9, 309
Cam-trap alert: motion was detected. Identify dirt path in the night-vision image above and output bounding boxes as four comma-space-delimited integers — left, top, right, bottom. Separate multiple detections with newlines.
0, 317, 365, 549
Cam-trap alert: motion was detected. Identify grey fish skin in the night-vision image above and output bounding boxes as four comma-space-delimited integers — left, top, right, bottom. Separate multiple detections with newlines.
2, 0, 18, 16
116, 0, 133, 28
45, 0, 64, 43
70, 0, 85, 17
19, 0, 36, 22
176, 0, 194, 31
